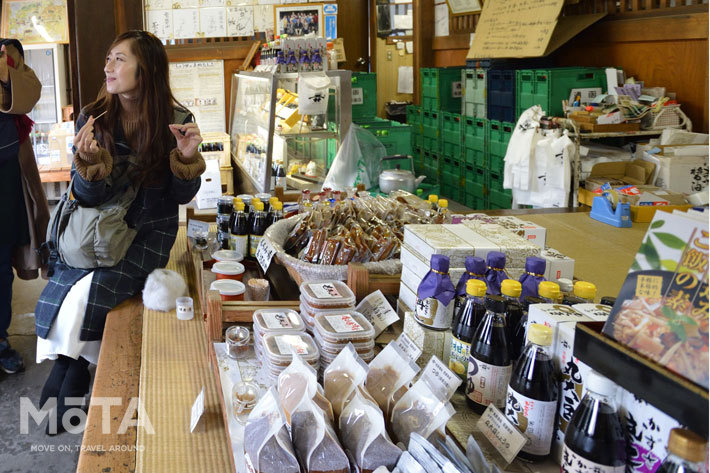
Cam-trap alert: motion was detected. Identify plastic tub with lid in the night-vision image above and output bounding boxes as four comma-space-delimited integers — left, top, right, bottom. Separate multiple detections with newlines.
212, 261, 245, 281
210, 279, 246, 301
313, 330, 374, 356
299, 296, 356, 319
299, 280, 356, 309
262, 333, 320, 367
313, 311, 374, 345
320, 347, 375, 365
253, 309, 305, 336
211, 249, 244, 263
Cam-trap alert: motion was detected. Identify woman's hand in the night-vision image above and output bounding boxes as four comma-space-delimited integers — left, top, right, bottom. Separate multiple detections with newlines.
74, 115, 100, 157
169, 122, 202, 160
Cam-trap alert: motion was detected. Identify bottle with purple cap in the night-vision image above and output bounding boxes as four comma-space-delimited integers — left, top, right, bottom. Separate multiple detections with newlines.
414, 254, 456, 330
519, 256, 547, 301
484, 251, 508, 295
454, 256, 487, 318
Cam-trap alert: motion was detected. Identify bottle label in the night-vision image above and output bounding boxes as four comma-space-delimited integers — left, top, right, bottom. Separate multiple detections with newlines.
248, 234, 261, 257
449, 336, 471, 380
466, 357, 511, 409
230, 234, 248, 257
561, 446, 625, 473
414, 296, 454, 329
504, 388, 557, 456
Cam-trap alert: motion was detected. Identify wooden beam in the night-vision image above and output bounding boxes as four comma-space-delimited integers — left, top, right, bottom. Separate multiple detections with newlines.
433, 34, 471, 51
164, 41, 258, 62
578, 11, 708, 42
413, 0, 435, 104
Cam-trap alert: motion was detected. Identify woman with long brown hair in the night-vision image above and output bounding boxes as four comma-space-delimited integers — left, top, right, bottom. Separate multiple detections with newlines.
34, 30, 206, 435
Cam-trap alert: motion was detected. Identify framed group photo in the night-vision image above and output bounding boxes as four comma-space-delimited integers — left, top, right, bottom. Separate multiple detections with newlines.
274, 3, 324, 38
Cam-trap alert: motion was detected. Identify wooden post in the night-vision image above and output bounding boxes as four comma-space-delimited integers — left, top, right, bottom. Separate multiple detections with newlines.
413, 0, 435, 104
206, 291, 223, 342
347, 263, 370, 302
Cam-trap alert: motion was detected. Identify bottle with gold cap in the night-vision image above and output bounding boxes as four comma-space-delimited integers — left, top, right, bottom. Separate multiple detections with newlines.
538, 281, 561, 303
436, 198, 449, 224
501, 279, 525, 361
269, 200, 284, 226
249, 200, 267, 258
505, 323, 558, 462
450, 278, 487, 384
574, 281, 597, 303
428, 194, 439, 211
562, 370, 626, 473
230, 201, 249, 258
656, 429, 708, 473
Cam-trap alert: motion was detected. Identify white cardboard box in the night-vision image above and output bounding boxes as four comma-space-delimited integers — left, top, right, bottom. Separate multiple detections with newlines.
195, 159, 222, 209
398, 281, 418, 317
403, 224, 474, 268
463, 221, 541, 270
571, 303, 611, 321
443, 224, 501, 259
400, 245, 465, 292
541, 247, 575, 281
643, 148, 709, 194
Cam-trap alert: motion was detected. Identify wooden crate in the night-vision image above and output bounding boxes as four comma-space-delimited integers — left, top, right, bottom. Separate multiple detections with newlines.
201, 131, 231, 167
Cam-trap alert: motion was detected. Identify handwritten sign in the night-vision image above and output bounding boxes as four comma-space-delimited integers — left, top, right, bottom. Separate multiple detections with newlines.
255, 237, 276, 273
146, 9, 173, 40
394, 333, 422, 362
189, 386, 205, 433
421, 356, 461, 400
227, 6, 254, 37
356, 290, 399, 337
200, 7, 227, 37
476, 405, 527, 464
173, 8, 200, 39
187, 219, 210, 240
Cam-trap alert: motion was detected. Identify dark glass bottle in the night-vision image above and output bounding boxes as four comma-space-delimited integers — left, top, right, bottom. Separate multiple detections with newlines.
247, 197, 260, 233
466, 295, 511, 414
248, 201, 267, 258
655, 429, 707, 473
562, 371, 626, 473
230, 202, 248, 258
275, 164, 286, 189
600, 296, 617, 307
505, 323, 558, 462
269, 201, 284, 226
562, 281, 597, 306
501, 279, 525, 362
454, 256, 487, 319
449, 278, 487, 385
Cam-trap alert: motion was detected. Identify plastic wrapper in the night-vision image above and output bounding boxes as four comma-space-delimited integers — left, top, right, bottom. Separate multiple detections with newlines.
466, 435, 490, 473
339, 386, 403, 473
390, 378, 456, 445
244, 387, 300, 473
408, 433, 464, 473
291, 396, 350, 473
278, 354, 333, 424
323, 343, 369, 419
365, 341, 419, 419
394, 451, 427, 473
303, 229, 327, 263
318, 237, 342, 266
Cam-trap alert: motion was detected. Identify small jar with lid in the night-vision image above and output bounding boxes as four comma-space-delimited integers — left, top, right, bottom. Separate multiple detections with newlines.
232, 381, 259, 424
314, 311, 375, 345
262, 332, 320, 368
211, 279, 245, 301
225, 326, 250, 359
211, 261, 245, 281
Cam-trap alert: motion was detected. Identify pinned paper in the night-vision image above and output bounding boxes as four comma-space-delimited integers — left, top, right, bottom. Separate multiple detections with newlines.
397, 66, 413, 94
173, 8, 200, 39
146, 9, 173, 40
190, 386, 206, 433
227, 6, 254, 37
434, 3, 449, 37
200, 7, 227, 37
396, 41, 404, 50
405, 41, 413, 54
393, 13, 413, 30
253, 5, 274, 32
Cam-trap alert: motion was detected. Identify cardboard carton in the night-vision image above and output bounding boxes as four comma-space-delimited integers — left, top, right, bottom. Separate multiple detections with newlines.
584, 160, 657, 192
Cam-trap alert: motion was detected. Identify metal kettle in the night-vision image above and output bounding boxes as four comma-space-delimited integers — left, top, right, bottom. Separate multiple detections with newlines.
378, 155, 426, 194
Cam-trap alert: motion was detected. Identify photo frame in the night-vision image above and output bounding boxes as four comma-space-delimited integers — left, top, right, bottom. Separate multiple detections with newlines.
274, 3, 324, 38
447, 0, 482, 15
1, 0, 69, 44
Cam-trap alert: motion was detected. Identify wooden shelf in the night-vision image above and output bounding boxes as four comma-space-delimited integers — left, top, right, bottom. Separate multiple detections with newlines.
38, 165, 71, 183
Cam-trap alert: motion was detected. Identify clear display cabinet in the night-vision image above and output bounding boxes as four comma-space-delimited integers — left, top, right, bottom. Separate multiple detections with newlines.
229, 70, 351, 193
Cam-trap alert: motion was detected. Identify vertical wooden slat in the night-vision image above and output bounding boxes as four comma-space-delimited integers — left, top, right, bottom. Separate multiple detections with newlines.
413, 0, 434, 103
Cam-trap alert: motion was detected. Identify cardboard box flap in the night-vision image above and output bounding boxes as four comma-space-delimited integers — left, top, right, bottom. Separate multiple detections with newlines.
588, 160, 655, 185
467, 0, 606, 59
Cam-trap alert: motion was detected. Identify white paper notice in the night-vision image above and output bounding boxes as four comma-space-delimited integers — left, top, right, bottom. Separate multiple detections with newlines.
356, 290, 399, 337
421, 356, 462, 400
447, 0, 482, 14
477, 405, 528, 464
253, 5, 274, 31
169, 60, 226, 133
255, 237, 276, 273
173, 8, 200, 39
393, 13, 413, 30
227, 6, 254, 37
186, 219, 210, 239
200, 7, 227, 37
434, 3, 450, 37
394, 333, 422, 362
189, 386, 205, 433
405, 40, 414, 54
200, 0, 226, 6
175, 0, 199, 7
144, 0, 172, 10
397, 66, 414, 94
396, 41, 404, 50
146, 10, 173, 40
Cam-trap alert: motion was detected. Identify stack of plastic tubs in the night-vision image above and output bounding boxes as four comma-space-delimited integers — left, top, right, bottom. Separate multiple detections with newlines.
313, 311, 375, 372
261, 332, 320, 384
253, 309, 306, 360
299, 280, 356, 333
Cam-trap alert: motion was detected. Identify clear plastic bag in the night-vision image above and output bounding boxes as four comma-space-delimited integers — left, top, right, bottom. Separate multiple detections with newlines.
291, 396, 349, 473
390, 378, 456, 445
244, 387, 300, 473
365, 341, 420, 419
322, 124, 386, 191
323, 343, 369, 419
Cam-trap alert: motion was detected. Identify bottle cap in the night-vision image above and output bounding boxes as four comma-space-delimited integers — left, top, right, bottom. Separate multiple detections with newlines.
668, 429, 707, 463
254, 201, 264, 211
527, 323, 553, 346
428, 195, 439, 203
235, 202, 245, 212
466, 279, 487, 297
557, 278, 574, 293
273, 201, 283, 211
430, 254, 450, 273
269, 196, 279, 205
586, 370, 617, 398
465, 256, 486, 275
438, 199, 448, 209
486, 251, 506, 269
501, 279, 522, 298
233, 197, 242, 206
574, 281, 597, 300
251, 197, 261, 204
484, 295, 506, 313
525, 256, 546, 274
538, 281, 560, 300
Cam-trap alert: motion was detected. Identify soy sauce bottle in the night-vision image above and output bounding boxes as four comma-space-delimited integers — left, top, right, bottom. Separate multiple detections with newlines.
656, 429, 708, 473
449, 279, 487, 385
230, 201, 248, 258
505, 323, 558, 462
269, 201, 284, 226
248, 201, 267, 258
562, 371, 626, 473
562, 281, 597, 306
466, 295, 511, 414
600, 296, 616, 307
501, 279, 524, 362
454, 256, 487, 319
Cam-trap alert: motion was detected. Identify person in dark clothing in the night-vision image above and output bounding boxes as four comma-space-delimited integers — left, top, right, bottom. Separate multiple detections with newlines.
0, 39, 50, 375
35, 30, 205, 435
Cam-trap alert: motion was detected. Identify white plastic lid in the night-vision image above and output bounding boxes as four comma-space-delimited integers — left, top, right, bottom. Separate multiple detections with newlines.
586, 370, 617, 398
262, 333, 320, 366
557, 278, 574, 293
237, 194, 253, 202
210, 279, 245, 296
300, 280, 356, 308
211, 250, 244, 262
211, 261, 245, 276
314, 311, 374, 344
253, 309, 305, 334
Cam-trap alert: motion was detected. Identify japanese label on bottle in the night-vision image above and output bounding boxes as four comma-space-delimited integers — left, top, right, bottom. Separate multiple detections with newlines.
249, 234, 262, 257
325, 314, 364, 333
262, 312, 292, 330
449, 336, 471, 381
308, 282, 343, 299
275, 335, 309, 356
505, 388, 557, 456
467, 357, 511, 409
562, 445, 625, 473
421, 355, 461, 400
230, 234, 248, 257
414, 296, 454, 330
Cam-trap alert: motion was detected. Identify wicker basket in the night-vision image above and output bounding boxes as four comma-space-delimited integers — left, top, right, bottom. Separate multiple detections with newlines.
647, 104, 692, 130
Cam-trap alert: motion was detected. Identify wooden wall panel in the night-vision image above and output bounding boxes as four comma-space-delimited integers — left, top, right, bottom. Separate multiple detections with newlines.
337, 0, 370, 72
374, 37, 413, 117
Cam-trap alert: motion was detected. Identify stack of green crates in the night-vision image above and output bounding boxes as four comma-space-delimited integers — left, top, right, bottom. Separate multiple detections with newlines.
515, 67, 605, 118
351, 72, 377, 120
485, 120, 514, 208
406, 105, 423, 174
462, 68, 487, 118
420, 67, 464, 112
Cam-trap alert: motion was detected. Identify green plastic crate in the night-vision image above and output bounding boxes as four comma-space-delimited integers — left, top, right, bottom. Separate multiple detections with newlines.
422, 136, 439, 153
487, 120, 513, 173
463, 117, 487, 167
489, 189, 513, 209
421, 67, 465, 112
515, 67, 606, 118
351, 72, 377, 120
371, 123, 412, 157
406, 105, 422, 128
441, 112, 463, 158
462, 68, 487, 118
422, 110, 440, 139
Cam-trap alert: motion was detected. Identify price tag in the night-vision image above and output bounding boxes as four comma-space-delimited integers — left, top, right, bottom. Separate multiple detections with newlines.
394, 333, 422, 363
356, 290, 399, 337
421, 356, 461, 400
325, 314, 364, 333
255, 237, 276, 273
476, 405, 528, 464
189, 386, 205, 433
351, 87, 364, 105
187, 219, 210, 239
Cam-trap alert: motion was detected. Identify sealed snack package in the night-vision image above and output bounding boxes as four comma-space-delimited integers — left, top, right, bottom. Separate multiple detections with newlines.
291, 396, 350, 473
365, 341, 420, 418
394, 451, 427, 473
339, 386, 403, 473
323, 343, 369, 418
390, 377, 456, 445
409, 432, 467, 473
244, 387, 300, 473
278, 353, 319, 424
